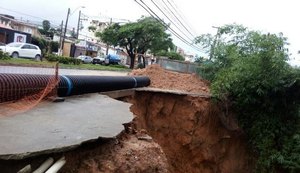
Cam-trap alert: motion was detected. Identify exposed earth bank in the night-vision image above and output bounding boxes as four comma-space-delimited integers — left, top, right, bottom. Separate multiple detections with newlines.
130, 65, 254, 173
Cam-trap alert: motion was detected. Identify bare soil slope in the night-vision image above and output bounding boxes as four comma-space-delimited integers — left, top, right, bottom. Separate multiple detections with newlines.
130, 65, 253, 173
131, 64, 210, 93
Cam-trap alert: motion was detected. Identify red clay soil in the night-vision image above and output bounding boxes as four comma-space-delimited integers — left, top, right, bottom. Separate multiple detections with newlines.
0, 125, 169, 173
130, 64, 210, 94
129, 65, 254, 173
61, 130, 169, 173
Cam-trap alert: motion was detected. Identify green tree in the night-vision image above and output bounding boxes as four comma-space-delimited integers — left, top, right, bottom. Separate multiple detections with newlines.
97, 16, 173, 69
194, 24, 248, 80
88, 26, 97, 32
156, 50, 184, 61
42, 20, 50, 32
71, 28, 76, 38
39, 20, 56, 39
196, 24, 300, 172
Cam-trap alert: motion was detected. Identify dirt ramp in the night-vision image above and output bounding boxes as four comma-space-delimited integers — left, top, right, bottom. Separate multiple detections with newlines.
130, 64, 209, 94
131, 91, 253, 173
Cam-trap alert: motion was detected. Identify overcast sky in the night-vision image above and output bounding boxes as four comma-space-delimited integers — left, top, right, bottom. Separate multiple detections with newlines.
0, 0, 299, 65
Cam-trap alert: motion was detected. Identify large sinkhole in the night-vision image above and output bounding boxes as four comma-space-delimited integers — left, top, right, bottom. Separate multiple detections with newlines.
129, 89, 254, 173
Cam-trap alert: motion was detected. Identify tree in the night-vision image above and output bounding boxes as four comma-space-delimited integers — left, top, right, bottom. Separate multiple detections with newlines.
156, 50, 184, 61
88, 26, 97, 32
39, 20, 57, 39
194, 24, 249, 80
42, 20, 50, 32
97, 16, 173, 69
71, 28, 76, 38
196, 24, 300, 172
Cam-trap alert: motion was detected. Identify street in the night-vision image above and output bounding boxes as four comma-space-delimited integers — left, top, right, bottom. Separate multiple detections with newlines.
0, 65, 128, 76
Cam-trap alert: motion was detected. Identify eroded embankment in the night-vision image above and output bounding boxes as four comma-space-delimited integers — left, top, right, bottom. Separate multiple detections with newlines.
130, 91, 253, 173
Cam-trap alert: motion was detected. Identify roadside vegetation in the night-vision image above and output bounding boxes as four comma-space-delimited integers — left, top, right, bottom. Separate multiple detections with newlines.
196, 24, 300, 173
0, 53, 130, 71
0, 50, 11, 60
155, 50, 185, 61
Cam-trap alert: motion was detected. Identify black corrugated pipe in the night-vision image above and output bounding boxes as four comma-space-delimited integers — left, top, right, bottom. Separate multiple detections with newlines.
57, 75, 150, 97
0, 74, 150, 103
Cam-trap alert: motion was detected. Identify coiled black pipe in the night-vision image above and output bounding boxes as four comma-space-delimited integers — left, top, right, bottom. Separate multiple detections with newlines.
0, 74, 150, 103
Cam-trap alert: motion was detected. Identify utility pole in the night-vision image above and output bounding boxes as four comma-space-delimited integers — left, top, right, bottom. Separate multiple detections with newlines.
58, 20, 63, 54
76, 10, 81, 39
209, 26, 220, 60
106, 18, 112, 55
61, 8, 70, 56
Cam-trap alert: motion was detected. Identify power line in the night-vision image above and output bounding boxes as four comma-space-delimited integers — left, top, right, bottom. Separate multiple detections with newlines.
167, 0, 198, 36
135, 0, 204, 53
84, 13, 131, 23
0, 6, 84, 32
0, 6, 61, 27
161, 0, 196, 39
136, 0, 204, 52
140, 0, 203, 52
0, 7, 108, 37
150, 0, 195, 42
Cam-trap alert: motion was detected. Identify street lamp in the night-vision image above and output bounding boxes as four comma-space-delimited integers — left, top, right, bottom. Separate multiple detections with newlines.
60, 6, 85, 55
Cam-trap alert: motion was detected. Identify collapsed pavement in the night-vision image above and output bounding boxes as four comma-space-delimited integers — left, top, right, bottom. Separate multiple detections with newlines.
0, 65, 254, 172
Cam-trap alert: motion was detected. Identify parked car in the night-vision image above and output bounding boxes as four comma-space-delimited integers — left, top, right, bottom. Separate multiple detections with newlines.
92, 56, 105, 65
0, 42, 41, 60
105, 54, 121, 65
76, 55, 93, 64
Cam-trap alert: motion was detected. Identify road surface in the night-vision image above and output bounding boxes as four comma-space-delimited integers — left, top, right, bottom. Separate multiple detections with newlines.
0, 65, 128, 76
0, 94, 133, 159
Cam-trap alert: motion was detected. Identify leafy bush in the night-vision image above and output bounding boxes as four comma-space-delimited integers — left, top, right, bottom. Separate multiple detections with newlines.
198, 24, 300, 172
31, 36, 47, 54
45, 54, 81, 65
0, 50, 11, 60
31, 36, 59, 54
156, 50, 185, 61
109, 64, 129, 69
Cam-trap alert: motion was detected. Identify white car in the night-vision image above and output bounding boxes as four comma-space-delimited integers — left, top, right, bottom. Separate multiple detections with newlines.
0, 42, 42, 60
76, 55, 93, 63
92, 56, 105, 65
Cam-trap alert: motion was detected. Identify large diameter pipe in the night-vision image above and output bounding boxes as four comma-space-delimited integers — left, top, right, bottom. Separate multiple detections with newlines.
0, 74, 150, 103
0, 74, 54, 103
58, 75, 150, 96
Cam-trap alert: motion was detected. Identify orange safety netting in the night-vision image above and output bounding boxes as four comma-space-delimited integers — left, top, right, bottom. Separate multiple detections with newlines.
0, 63, 59, 117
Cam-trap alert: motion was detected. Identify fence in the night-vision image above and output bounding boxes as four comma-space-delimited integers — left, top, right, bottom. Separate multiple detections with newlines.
156, 57, 199, 74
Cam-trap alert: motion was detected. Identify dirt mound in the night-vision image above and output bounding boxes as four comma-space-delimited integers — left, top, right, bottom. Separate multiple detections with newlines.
130, 64, 210, 94
62, 131, 169, 173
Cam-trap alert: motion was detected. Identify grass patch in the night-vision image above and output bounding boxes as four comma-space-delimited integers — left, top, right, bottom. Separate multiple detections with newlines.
0, 58, 131, 72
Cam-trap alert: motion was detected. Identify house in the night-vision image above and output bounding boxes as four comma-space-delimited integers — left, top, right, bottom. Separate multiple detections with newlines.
0, 14, 41, 38
0, 23, 31, 44
11, 20, 41, 38
74, 40, 101, 57
0, 14, 42, 44
79, 18, 109, 43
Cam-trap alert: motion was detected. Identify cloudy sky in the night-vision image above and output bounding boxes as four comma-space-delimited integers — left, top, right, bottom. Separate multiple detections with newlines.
0, 0, 299, 64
